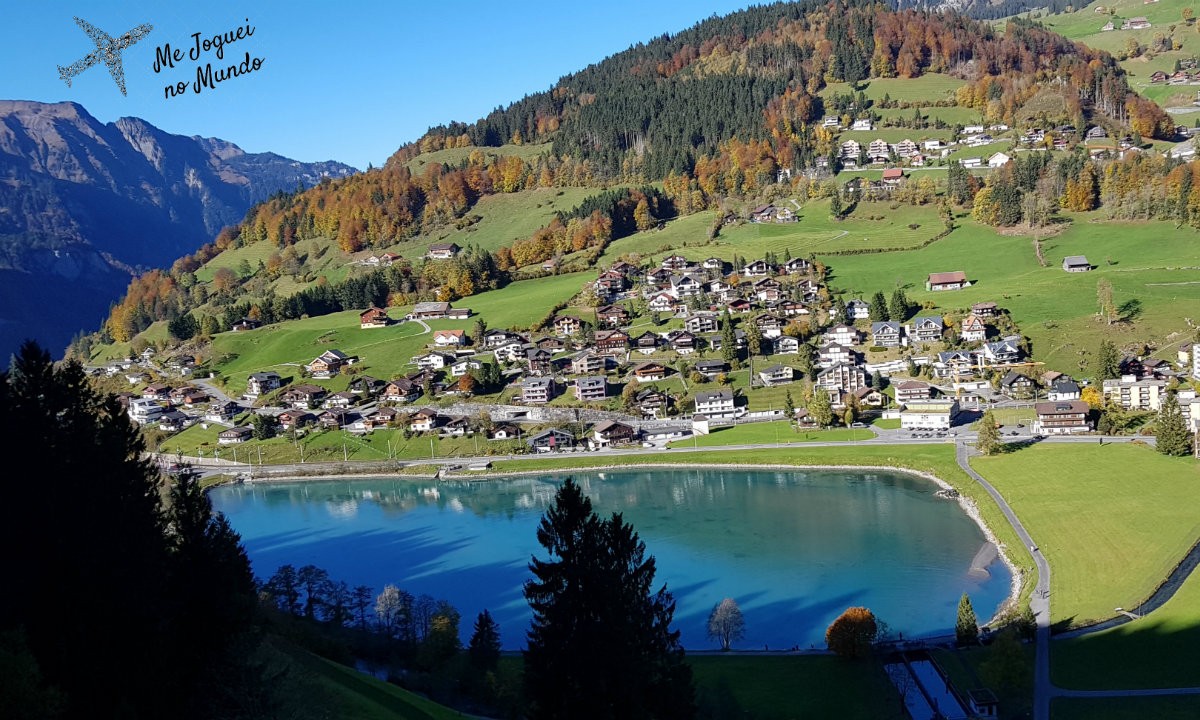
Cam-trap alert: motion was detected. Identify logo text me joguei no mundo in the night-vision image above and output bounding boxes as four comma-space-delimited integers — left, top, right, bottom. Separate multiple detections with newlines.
152, 19, 264, 97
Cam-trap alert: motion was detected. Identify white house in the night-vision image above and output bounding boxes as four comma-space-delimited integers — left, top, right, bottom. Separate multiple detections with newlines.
694, 389, 737, 420
900, 399, 960, 431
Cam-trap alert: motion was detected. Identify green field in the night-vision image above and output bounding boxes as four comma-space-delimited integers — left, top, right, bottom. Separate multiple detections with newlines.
1051, 695, 1200, 720
676, 422, 871, 447
971, 443, 1200, 627
690, 655, 901, 719
1053, 567, 1200, 689
459, 271, 588, 328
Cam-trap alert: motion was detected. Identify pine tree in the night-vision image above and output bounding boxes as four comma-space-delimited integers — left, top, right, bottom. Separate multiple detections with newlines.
869, 291, 889, 322
888, 289, 910, 322
1156, 393, 1193, 456
832, 297, 848, 325
720, 310, 737, 364
468, 610, 502, 671
1092, 339, 1121, 381
524, 480, 695, 720
976, 409, 1003, 455
784, 390, 796, 420
956, 593, 979, 645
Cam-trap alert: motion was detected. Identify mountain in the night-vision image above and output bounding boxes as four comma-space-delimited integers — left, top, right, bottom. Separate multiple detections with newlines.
0, 100, 356, 361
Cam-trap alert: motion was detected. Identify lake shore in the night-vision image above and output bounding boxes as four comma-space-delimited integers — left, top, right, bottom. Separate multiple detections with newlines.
240, 459, 1022, 625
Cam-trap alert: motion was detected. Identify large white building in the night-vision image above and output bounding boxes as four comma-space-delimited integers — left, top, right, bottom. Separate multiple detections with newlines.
694, 389, 737, 420
1101, 376, 1167, 412
900, 399, 960, 431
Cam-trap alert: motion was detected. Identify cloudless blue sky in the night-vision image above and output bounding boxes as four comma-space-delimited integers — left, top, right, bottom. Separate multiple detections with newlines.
1, 1, 753, 169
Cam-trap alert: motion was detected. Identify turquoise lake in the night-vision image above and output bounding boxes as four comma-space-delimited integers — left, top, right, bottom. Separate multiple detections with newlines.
209, 468, 1011, 650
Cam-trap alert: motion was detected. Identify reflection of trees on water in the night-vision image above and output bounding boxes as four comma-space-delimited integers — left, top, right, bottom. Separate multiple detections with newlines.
223, 470, 988, 574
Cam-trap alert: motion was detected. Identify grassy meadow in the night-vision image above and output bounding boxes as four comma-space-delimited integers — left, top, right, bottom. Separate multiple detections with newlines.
970, 443, 1200, 627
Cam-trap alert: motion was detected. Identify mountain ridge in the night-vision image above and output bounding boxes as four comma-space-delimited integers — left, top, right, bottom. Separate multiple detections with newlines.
0, 99, 357, 361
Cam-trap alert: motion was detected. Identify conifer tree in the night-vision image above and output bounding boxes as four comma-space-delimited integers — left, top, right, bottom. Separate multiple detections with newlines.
976, 409, 1003, 455
869, 291, 889, 322
1156, 393, 1193, 456
468, 610, 502, 671
1092, 339, 1121, 381
956, 593, 979, 645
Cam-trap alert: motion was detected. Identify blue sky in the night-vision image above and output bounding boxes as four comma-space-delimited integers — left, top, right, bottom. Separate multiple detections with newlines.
1, 1, 753, 169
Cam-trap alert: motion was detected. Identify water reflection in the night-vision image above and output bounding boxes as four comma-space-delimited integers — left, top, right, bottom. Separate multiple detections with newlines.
211, 468, 1011, 650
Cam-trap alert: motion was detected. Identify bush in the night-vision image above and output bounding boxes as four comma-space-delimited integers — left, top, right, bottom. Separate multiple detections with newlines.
867, 346, 887, 353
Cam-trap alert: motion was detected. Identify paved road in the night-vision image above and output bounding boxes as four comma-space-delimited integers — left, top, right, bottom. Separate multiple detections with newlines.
190, 376, 238, 405
954, 442, 1053, 720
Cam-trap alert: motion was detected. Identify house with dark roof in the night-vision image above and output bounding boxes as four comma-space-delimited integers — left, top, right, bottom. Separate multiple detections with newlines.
1062, 255, 1091, 272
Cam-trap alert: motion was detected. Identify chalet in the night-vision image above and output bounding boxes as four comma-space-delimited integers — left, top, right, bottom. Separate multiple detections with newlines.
1101, 20, 1115, 31
701, 257, 725, 272
851, 118, 873, 131
324, 390, 359, 409
871, 321, 903, 348
318, 409, 354, 430
574, 376, 609, 401
411, 301, 451, 319
535, 336, 567, 351
484, 328, 525, 347
1062, 255, 1091, 272
923, 139, 946, 152
753, 278, 783, 303
868, 138, 889, 158
142, 383, 171, 401
167, 355, 196, 375
447, 307, 470, 320
936, 350, 976, 378
359, 306, 390, 328
742, 259, 772, 278
1122, 16, 1151, 29
493, 341, 527, 363
128, 398, 165, 424
281, 384, 327, 409
205, 400, 243, 423
526, 349, 554, 376
755, 314, 784, 338
926, 271, 970, 291
900, 399, 960, 431
441, 416, 472, 437
978, 336, 1023, 366
817, 362, 867, 396
449, 358, 483, 377
774, 335, 801, 355
685, 312, 719, 334
1085, 125, 1109, 140
846, 299, 870, 320
695, 359, 728, 378
987, 152, 1013, 168
971, 302, 999, 318
218, 426, 253, 444
776, 300, 808, 317
307, 350, 347, 378
426, 242, 460, 259
527, 428, 575, 452
774, 207, 795, 222
695, 388, 737, 419
415, 352, 453, 371
759, 364, 795, 386
634, 331, 662, 354
910, 316, 945, 344
895, 139, 919, 157
596, 305, 630, 328
960, 314, 988, 342
245, 371, 283, 399
409, 408, 441, 433
1102, 376, 1166, 411
728, 298, 752, 314
522, 377, 556, 404
636, 388, 670, 417
433, 329, 466, 346
554, 315, 583, 336
882, 168, 904, 186
822, 115, 840, 129
231, 318, 260, 332
592, 420, 638, 447
1048, 378, 1082, 401
633, 362, 669, 382
1000, 371, 1037, 399
1033, 400, 1091, 435
818, 342, 854, 368
591, 329, 627, 356
173, 387, 208, 407
895, 380, 933, 404
909, 154, 926, 167
961, 157, 983, 169
962, 124, 985, 135
648, 293, 679, 313
670, 274, 704, 297
826, 324, 862, 347
541, 258, 559, 272
489, 423, 521, 440
594, 271, 627, 296
278, 410, 314, 430
570, 351, 606, 376
661, 254, 691, 271
841, 140, 862, 159
853, 386, 886, 407
382, 379, 420, 403
749, 204, 777, 223
669, 331, 699, 354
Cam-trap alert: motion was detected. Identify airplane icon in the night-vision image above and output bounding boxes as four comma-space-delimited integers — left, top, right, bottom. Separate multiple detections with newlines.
57, 17, 153, 96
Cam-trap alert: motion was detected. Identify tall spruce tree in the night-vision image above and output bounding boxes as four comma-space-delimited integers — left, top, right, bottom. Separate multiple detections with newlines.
1092, 339, 1121, 381
468, 610, 502, 671
1156, 393, 1193, 456
720, 310, 737, 364
956, 593, 979, 645
524, 479, 695, 720
869, 291, 889, 322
